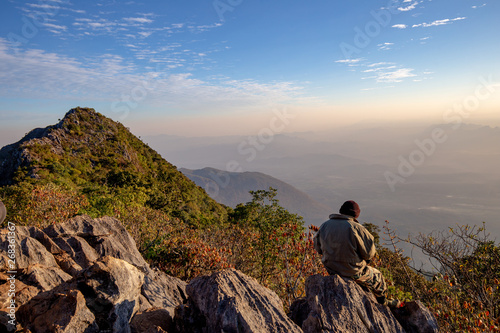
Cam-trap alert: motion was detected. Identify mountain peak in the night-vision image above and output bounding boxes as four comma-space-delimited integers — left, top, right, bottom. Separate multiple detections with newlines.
0, 107, 227, 225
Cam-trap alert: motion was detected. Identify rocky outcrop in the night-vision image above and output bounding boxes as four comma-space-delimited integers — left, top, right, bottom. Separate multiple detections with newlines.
175, 268, 302, 333
17, 287, 98, 333
391, 300, 439, 333
43, 214, 149, 271
291, 274, 405, 332
0, 215, 438, 332
131, 308, 172, 333
290, 274, 438, 333
0, 215, 186, 333
17, 256, 146, 333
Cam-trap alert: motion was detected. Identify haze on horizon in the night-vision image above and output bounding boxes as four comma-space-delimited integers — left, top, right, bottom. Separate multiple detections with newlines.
1, 0, 499, 145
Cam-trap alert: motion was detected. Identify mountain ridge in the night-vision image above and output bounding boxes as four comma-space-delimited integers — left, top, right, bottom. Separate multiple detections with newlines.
0, 107, 227, 226
180, 166, 331, 225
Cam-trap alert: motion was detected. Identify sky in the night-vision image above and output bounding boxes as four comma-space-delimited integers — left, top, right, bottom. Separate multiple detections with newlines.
0, 0, 499, 145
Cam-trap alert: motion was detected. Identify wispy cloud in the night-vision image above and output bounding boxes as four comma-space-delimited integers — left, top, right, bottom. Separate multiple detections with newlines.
378, 42, 394, 51
337, 58, 419, 85
43, 23, 68, 34
398, 1, 419, 12
335, 58, 363, 66
123, 17, 154, 24
392, 24, 408, 29
74, 17, 117, 31
26, 3, 60, 10
0, 39, 309, 109
375, 68, 416, 83
412, 17, 466, 28
189, 23, 223, 33
472, 3, 486, 9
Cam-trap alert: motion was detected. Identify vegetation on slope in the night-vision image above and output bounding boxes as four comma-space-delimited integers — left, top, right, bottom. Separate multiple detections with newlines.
0, 107, 226, 227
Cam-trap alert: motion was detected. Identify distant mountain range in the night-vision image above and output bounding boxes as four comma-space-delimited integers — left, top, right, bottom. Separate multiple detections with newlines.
145, 122, 500, 267
180, 167, 331, 226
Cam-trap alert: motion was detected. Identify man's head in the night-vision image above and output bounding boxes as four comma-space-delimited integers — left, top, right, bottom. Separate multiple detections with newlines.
339, 200, 360, 218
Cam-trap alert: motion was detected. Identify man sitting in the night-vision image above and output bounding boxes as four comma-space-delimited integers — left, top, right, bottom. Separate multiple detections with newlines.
313, 200, 401, 308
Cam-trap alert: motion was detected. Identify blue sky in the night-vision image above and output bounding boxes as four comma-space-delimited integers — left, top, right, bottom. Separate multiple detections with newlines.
0, 0, 499, 144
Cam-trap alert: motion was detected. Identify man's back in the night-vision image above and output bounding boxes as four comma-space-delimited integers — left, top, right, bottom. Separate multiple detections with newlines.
314, 213, 375, 277
313, 200, 400, 308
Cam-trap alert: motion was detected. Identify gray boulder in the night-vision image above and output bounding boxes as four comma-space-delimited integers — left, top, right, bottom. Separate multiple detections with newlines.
0, 226, 58, 270
19, 256, 144, 333
76, 256, 145, 333
24, 263, 72, 291
130, 307, 172, 333
391, 300, 439, 333
43, 215, 149, 271
175, 268, 302, 333
293, 274, 405, 333
0, 215, 188, 333
18, 287, 98, 333
291, 274, 439, 333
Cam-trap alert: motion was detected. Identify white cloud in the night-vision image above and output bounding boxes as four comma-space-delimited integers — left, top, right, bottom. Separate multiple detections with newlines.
0, 39, 308, 109
24, 2, 85, 17
138, 31, 153, 38
412, 17, 466, 28
43, 23, 67, 33
27, 3, 60, 10
189, 23, 223, 33
335, 58, 363, 65
74, 18, 117, 31
123, 17, 154, 24
376, 68, 416, 83
392, 24, 408, 29
472, 4, 486, 9
367, 62, 394, 67
378, 42, 394, 51
398, 1, 419, 11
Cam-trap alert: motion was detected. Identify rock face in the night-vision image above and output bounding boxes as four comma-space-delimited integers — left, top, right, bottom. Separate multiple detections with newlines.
0, 215, 186, 333
391, 300, 439, 333
293, 274, 405, 333
0, 215, 438, 333
175, 268, 302, 333
17, 287, 98, 333
290, 274, 439, 333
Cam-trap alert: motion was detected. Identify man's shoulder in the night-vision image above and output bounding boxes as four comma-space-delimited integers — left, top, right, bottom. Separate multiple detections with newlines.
322, 214, 367, 231
320, 214, 353, 230
328, 213, 351, 220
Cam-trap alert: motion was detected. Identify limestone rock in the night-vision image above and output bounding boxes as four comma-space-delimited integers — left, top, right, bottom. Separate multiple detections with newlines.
175, 268, 302, 333
130, 307, 172, 333
24, 263, 72, 291
1, 215, 191, 332
391, 300, 439, 333
18, 287, 98, 333
27, 226, 65, 255
76, 256, 145, 333
50, 234, 100, 269
142, 267, 187, 313
18, 256, 145, 333
295, 274, 405, 333
0, 279, 40, 309
44, 215, 149, 271
0, 226, 58, 270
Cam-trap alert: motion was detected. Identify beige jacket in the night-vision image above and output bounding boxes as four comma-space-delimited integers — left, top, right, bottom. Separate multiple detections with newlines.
313, 213, 376, 277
